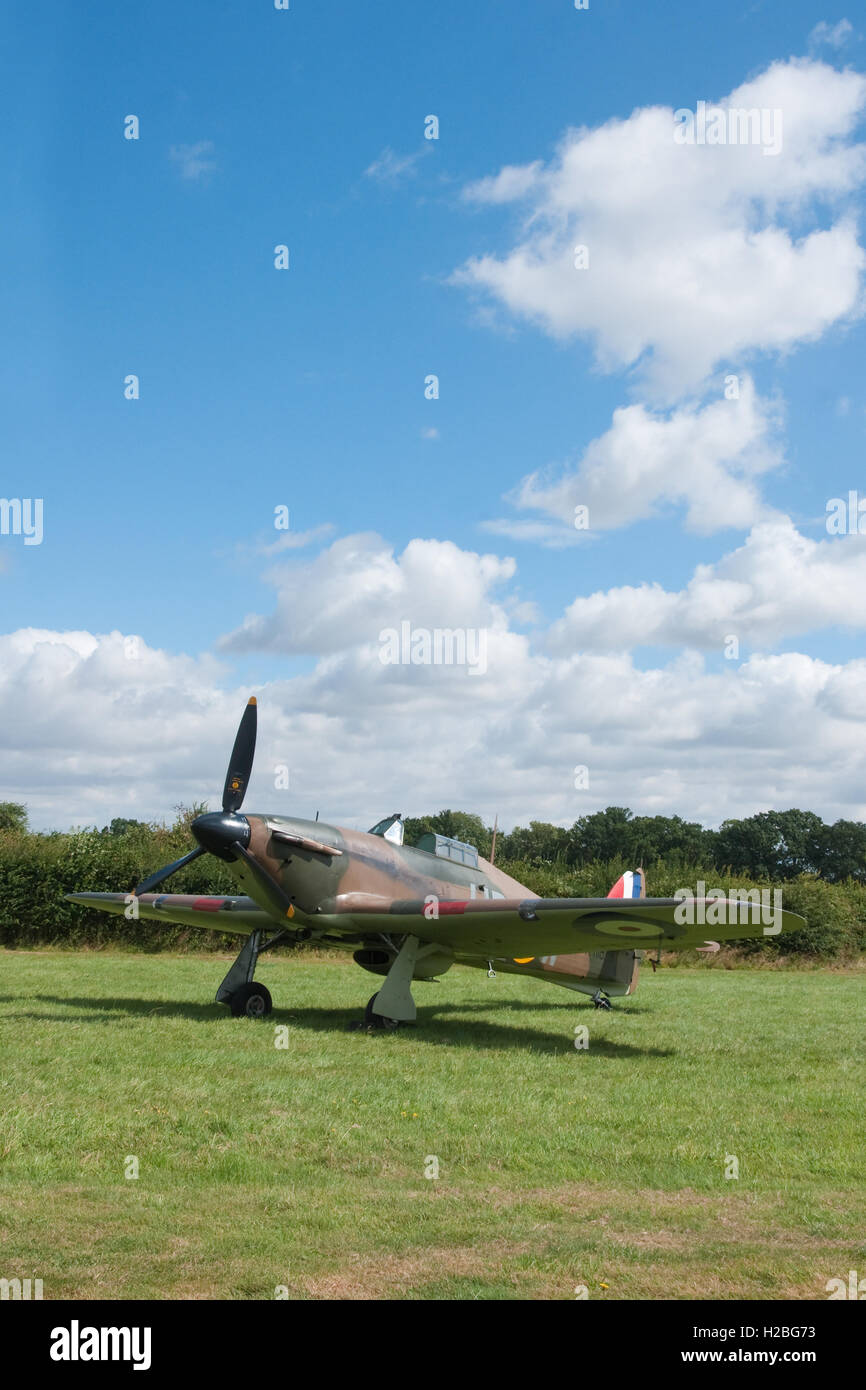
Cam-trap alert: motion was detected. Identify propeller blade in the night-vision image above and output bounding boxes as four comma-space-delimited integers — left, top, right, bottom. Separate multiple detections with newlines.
134, 699, 262, 898
231, 841, 296, 921
134, 845, 206, 897
222, 697, 257, 813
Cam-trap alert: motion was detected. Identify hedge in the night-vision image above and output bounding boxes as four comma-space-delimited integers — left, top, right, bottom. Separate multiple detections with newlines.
2, 831, 864, 960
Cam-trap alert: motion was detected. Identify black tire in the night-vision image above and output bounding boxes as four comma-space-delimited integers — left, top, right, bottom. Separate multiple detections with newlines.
364, 993, 399, 1031
230, 982, 273, 1018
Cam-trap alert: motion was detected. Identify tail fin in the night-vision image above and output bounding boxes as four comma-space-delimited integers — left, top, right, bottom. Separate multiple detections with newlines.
515, 868, 646, 1000
598, 868, 645, 994
606, 868, 645, 900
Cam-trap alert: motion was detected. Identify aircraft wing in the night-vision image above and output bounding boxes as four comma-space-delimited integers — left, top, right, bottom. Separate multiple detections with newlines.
327, 895, 805, 957
67, 890, 805, 957
65, 892, 271, 936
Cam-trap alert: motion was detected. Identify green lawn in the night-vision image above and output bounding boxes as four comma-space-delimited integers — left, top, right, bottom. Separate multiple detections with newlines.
0, 950, 863, 1300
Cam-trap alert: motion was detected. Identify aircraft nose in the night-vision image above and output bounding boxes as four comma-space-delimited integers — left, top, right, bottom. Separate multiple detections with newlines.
191, 811, 251, 860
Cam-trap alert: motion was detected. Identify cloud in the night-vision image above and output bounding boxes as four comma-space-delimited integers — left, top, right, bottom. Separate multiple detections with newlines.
219, 532, 517, 655
364, 147, 423, 183
0, 629, 234, 826
252, 523, 335, 558
463, 160, 544, 204
546, 517, 866, 653
479, 517, 588, 548
453, 60, 866, 397
6, 613, 866, 834
808, 20, 855, 52
169, 140, 217, 181
509, 377, 784, 535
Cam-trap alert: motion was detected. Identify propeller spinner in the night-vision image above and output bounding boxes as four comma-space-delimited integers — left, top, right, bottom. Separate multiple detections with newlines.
132, 697, 296, 920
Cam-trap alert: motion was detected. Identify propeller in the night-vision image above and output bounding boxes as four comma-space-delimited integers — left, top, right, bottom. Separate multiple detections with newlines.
221, 695, 257, 813
134, 845, 206, 896
131, 696, 295, 920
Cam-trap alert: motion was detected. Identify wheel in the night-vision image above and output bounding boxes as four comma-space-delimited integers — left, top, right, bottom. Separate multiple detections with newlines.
230, 982, 273, 1018
364, 993, 399, 1031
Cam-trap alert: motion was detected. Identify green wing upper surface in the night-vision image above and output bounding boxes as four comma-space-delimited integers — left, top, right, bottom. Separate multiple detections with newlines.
67, 891, 804, 957
321, 895, 805, 958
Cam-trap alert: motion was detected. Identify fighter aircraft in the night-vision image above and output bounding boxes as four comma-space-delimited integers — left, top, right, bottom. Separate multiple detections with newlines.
67, 698, 804, 1028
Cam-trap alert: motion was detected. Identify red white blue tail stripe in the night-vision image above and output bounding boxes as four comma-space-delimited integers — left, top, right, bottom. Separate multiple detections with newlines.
607, 869, 644, 899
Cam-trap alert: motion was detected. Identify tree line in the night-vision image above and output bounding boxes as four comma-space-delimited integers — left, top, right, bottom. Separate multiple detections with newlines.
405, 806, 866, 883
3, 800, 864, 882
1, 801, 865, 959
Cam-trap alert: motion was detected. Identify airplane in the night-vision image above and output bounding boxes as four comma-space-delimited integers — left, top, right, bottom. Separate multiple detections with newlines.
67, 698, 805, 1029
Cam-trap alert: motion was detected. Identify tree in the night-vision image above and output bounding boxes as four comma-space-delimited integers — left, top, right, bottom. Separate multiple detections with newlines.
816, 819, 866, 883
714, 810, 825, 879
101, 817, 149, 837
403, 815, 435, 848
626, 814, 709, 867
430, 811, 492, 858
405, 811, 492, 857
715, 814, 778, 876
500, 821, 569, 863
0, 802, 28, 833
771, 809, 826, 877
568, 807, 634, 864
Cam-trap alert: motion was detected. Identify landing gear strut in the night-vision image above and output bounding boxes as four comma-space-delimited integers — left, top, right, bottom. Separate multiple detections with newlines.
592, 989, 612, 1011
349, 935, 422, 1032
217, 926, 299, 1018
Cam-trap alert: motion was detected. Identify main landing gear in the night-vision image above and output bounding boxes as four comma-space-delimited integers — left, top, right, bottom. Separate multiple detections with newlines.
347, 992, 402, 1032
364, 993, 400, 1031
230, 981, 273, 1018
217, 926, 300, 1018
349, 934, 422, 1032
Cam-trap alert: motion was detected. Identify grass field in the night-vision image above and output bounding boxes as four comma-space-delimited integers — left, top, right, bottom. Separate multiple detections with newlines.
1, 949, 863, 1300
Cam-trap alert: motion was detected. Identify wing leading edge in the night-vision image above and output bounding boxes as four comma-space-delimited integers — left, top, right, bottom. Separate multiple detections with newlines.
65, 892, 269, 936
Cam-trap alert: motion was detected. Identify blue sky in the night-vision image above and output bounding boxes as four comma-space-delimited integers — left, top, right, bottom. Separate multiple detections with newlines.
3, 2, 866, 831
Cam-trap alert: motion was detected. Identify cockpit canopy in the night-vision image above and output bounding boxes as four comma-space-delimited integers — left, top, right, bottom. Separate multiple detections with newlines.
416, 832, 479, 868
368, 815, 480, 867
368, 813, 404, 846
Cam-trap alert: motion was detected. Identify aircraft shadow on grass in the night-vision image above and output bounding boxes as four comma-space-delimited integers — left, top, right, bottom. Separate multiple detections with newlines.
0, 993, 672, 1058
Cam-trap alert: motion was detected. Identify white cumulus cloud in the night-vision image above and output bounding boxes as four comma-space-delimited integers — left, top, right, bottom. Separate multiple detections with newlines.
508, 376, 783, 535
455, 59, 866, 397
547, 518, 866, 653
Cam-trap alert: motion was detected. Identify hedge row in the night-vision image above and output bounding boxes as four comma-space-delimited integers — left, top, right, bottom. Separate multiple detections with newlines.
0, 826, 238, 951
1, 829, 865, 960
503, 860, 866, 961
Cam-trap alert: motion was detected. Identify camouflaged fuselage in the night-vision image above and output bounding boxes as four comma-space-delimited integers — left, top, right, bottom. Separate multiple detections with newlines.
242, 814, 640, 998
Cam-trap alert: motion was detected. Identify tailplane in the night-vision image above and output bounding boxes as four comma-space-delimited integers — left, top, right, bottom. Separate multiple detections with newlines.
516, 867, 646, 1002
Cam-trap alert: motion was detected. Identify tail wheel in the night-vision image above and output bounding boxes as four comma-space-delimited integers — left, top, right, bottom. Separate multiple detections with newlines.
364, 993, 399, 1031
230, 982, 273, 1018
